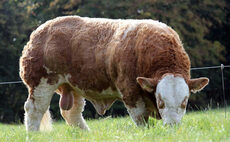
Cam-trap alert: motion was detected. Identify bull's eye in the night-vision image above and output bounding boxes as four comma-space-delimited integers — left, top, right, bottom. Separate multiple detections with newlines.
181, 96, 188, 109
158, 94, 165, 109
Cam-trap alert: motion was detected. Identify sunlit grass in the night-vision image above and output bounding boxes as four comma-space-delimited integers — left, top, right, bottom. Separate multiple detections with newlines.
0, 108, 230, 142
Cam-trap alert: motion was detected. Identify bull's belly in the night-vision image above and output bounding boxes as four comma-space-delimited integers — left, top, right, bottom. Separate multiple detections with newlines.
73, 86, 122, 115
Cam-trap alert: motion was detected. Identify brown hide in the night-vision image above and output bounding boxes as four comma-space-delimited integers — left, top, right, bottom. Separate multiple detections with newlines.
19, 16, 190, 117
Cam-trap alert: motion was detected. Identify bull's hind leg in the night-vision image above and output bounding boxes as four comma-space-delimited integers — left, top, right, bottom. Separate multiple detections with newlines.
59, 89, 89, 131
24, 78, 57, 131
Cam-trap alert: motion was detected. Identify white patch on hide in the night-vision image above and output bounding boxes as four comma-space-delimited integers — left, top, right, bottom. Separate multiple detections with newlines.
117, 88, 123, 98
122, 24, 137, 39
126, 98, 146, 126
124, 19, 168, 29
43, 65, 54, 74
155, 74, 189, 125
24, 74, 71, 131
40, 109, 52, 131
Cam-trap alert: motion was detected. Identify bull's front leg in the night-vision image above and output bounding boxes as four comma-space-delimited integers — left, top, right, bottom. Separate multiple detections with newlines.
116, 79, 149, 126
118, 88, 149, 126
124, 97, 149, 126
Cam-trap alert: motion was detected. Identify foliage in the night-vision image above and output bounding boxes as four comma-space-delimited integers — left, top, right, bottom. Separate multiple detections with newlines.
0, 0, 229, 123
0, 0, 31, 123
0, 108, 230, 141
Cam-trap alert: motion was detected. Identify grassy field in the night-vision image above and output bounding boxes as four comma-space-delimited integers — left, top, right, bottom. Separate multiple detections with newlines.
0, 108, 230, 142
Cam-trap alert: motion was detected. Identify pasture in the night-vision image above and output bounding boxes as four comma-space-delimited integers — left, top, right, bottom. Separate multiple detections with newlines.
0, 108, 229, 142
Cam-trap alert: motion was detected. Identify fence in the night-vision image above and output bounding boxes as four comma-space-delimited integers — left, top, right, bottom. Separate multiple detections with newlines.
191, 64, 230, 118
0, 64, 230, 122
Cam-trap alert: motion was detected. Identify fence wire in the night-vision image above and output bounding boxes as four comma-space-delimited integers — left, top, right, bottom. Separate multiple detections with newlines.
1, 64, 229, 85
191, 65, 230, 70
0, 81, 23, 85
0, 64, 229, 118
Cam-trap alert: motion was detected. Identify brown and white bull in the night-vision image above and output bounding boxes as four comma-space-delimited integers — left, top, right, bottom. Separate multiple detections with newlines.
19, 16, 209, 131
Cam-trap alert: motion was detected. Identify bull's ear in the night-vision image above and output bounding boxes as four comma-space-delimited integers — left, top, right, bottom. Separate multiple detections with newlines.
136, 77, 155, 92
189, 77, 209, 93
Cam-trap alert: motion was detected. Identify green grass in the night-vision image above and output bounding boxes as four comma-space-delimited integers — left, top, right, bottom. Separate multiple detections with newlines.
1, 108, 230, 142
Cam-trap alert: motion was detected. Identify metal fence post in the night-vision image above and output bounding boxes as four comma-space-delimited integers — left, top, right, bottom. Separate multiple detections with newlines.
221, 64, 226, 118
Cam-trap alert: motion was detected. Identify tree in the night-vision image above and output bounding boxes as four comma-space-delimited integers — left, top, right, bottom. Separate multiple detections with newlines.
0, 0, 30, 122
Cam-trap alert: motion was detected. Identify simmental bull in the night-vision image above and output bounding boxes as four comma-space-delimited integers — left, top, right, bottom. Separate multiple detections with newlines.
19, 16, 209, 131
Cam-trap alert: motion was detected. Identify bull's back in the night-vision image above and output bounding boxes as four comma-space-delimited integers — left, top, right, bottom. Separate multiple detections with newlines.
20, 16, 189, 90
20, 16, 119, 90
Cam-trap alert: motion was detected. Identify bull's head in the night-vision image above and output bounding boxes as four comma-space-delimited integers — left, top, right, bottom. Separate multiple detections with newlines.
137, 74, 209, 125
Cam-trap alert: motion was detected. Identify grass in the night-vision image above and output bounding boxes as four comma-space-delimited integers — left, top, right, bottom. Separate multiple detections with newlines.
0, 108, 230, 142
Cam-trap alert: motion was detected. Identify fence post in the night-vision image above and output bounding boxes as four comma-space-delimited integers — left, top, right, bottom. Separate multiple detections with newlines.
221, 64, 226, 118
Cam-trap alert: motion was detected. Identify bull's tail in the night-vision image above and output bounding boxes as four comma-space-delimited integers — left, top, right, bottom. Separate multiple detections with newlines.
40, 110, 52, 131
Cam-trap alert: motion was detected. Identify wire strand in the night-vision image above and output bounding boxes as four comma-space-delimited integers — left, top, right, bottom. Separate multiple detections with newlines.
0, 64, 229, 85
0, 81, 23, 85
191, 65, 230, 70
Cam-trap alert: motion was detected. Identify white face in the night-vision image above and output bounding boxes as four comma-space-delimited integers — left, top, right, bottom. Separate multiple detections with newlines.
155, 74, 189, 125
